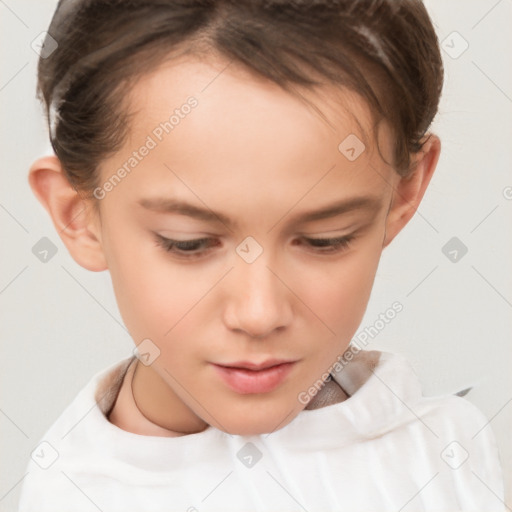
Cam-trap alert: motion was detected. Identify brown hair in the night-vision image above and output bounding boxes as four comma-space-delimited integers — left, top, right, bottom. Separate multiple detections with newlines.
37, 0, 443, 201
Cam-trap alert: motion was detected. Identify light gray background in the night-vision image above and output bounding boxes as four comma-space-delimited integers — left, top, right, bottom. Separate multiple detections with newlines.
1, 0, 511, 510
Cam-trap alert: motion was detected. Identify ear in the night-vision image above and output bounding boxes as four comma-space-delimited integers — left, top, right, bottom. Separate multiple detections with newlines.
383, 134, 441, 248
28, 155, 108, 271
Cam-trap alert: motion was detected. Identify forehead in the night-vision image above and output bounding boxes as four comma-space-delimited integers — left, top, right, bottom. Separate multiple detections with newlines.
125, 53, 391, 156
99, 54, 395, 210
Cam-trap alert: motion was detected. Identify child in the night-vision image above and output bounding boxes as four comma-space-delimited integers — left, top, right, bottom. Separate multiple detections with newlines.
19, 0, 505, 510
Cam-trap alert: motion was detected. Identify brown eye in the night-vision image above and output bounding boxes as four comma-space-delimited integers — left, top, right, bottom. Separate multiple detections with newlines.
301, 235, 355, 253
154, 234, 220, 258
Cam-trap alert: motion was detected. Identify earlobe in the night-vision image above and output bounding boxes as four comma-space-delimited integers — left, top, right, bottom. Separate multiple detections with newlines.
28, 155, 108, 272
382, 134, 441, 248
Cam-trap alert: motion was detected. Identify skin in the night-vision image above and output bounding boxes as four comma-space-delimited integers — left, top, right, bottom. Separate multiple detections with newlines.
28, 54, 440, 437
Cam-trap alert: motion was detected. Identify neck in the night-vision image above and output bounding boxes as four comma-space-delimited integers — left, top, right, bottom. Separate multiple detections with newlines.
130, 358, 209, 435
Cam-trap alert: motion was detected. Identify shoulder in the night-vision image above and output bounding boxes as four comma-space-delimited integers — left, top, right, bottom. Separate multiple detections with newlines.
413, 393, 505, 510
363, 350, 502, 457
17, 356, 134, 512
333, 349, 505, 507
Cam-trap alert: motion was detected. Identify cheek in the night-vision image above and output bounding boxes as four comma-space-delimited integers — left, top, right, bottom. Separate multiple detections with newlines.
104, 227, 213, 340
294, 244, 383, 340
291, 255, 382, 382
118, 268, 213, 341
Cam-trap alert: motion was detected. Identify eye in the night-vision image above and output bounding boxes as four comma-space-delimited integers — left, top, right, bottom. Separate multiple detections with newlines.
154, 234, 220, 259
299, 234, 355, 254
154, 233, 356, 260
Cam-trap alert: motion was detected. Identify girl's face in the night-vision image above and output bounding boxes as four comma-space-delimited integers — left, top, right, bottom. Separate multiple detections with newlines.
91, 55, 405, 436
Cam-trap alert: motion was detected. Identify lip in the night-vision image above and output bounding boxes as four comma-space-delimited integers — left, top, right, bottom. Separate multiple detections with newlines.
212, 360, 296, 394
218, 359, 294, 371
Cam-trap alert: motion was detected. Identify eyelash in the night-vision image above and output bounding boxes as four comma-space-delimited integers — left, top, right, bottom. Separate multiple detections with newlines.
154, 234, 355, 259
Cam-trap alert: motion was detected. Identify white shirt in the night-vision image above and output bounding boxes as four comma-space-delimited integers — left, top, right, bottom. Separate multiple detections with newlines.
17, 350, 505, 511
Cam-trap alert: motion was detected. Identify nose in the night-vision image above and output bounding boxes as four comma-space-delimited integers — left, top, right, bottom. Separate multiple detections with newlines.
223, 258, 293, 338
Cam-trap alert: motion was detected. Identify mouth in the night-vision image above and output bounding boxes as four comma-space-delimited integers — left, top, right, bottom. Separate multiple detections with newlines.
211, 360, 297, 394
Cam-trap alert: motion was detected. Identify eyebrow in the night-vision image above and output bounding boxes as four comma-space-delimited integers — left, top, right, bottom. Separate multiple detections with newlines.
137, 195, 383, 230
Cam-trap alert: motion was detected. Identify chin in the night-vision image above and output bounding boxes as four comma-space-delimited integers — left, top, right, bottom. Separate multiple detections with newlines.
210, 405, 301, 436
